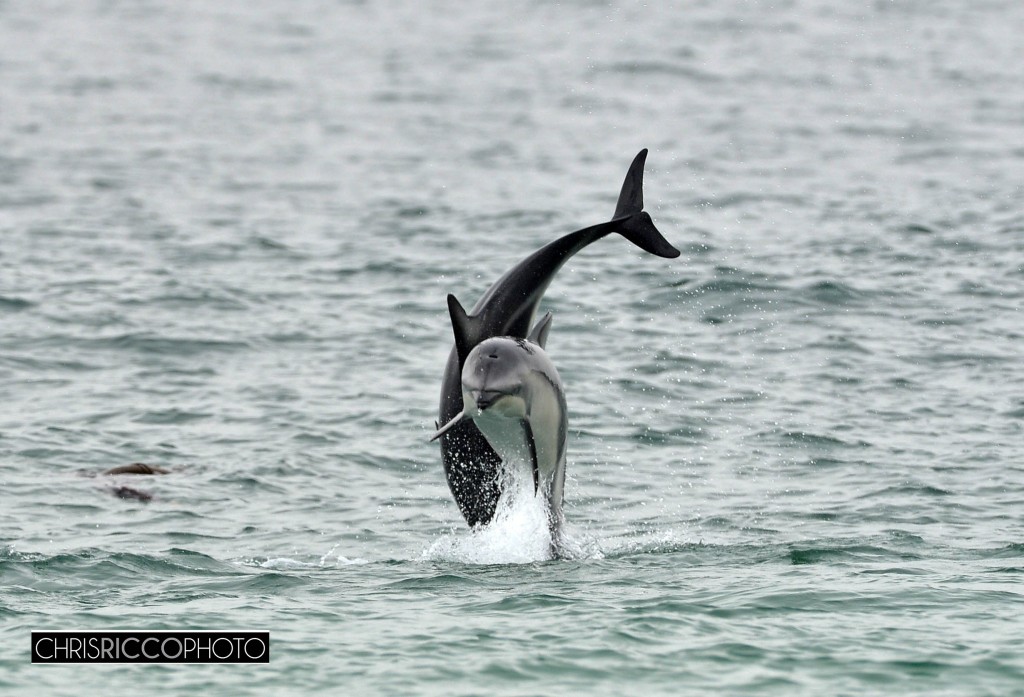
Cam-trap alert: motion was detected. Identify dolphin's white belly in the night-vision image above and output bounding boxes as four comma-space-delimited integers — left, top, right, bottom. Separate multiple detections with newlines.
471, 387, 566, 512
473, 409, 532, 476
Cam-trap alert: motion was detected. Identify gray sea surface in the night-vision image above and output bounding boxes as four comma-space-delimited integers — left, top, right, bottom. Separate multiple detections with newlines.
2, 1, 1023, 695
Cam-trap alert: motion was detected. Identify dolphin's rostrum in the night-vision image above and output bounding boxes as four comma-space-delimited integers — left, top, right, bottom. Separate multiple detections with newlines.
435, 149, 679, 538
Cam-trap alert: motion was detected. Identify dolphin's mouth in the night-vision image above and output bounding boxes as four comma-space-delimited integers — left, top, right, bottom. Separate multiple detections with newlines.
473, 390, 504, 411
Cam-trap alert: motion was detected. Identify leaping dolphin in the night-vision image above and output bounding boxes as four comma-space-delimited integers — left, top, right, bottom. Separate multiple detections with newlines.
435, 149, 679, 529
432, 313, 568, 549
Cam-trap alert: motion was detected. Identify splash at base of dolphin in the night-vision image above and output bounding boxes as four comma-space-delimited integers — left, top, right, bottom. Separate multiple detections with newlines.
434, 149, 679, 552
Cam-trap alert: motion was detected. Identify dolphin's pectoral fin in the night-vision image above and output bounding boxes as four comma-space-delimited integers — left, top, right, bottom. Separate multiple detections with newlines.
446, 294, 478, 363
526, 312, 553, 349
430, 411, 467, 442
523, 419, 540, 495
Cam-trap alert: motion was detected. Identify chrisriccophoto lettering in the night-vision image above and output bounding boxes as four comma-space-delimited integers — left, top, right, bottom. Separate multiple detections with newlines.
31, 631, 270, 664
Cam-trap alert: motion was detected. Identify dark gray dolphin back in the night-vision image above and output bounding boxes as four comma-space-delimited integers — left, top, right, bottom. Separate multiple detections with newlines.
438, 149, 679, 528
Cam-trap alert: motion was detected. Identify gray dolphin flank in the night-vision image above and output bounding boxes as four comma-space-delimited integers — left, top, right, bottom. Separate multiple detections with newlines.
436, 149, 679, 532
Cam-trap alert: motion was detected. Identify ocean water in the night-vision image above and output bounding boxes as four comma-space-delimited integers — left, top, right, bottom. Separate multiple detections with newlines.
1, 0, 1023, 694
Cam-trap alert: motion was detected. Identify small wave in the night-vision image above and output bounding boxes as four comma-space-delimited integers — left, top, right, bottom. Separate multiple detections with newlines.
1, 549, 238, 581
133, 408, 212, 425
0, 295, 33, 311
798, 279, 865, 306
759, 429, 872, 449
628, 423, 708, 445
674, 276, 783, 296
807, 335, 872, 354
196, 72, 292, 94
122, 290, 250, 312
789, 545, 888, 565
856, 483, 953, 499
687, 192, 809, 208
0, 354, 100, 372
245, 543, 369, 571
980, 542, 1024, 559
899, 223, 936, 235
0, 545, 36, 562
597, 529, 700, 560
103, 333, 250, 356
599, 60, 720, 83
914, 351, 1013, 367
256, 556, 369, 570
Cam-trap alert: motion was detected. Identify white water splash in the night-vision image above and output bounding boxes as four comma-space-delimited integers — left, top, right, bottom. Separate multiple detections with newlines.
258, 557, 314, 570
254, 549, 369, 570
423, 459, 602, 564
318, 543, 340, 567
255, 557, 371, 570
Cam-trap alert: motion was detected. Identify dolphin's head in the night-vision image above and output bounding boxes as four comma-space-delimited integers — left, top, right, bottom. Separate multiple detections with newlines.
461, 337, 539, 418
430, 328, 560, 444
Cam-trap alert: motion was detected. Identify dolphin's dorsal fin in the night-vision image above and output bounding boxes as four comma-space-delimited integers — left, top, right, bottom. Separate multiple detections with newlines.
446, 294, 477, 363
526, 311, 553, 349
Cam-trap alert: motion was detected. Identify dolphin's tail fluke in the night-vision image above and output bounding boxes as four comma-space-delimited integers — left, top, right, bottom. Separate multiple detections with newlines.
611, 149, 680, 259
617, 211, 679, 258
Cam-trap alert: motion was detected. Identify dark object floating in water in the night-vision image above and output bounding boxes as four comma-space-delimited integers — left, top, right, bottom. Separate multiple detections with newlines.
103, 462, 170, 475
102, 462, 170, 502
111, 485, 154, 502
